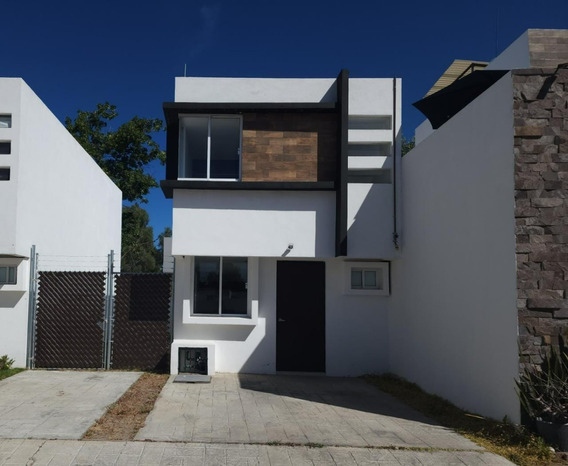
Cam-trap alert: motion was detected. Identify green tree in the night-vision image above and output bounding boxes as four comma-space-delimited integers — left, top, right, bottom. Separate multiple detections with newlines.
65, 102, 165, 203
66, 103, 168, 272
121, 205, 160, 273
401, 134, 415, 156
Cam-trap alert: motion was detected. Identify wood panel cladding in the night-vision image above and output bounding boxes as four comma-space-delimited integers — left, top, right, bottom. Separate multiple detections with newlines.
241, 113, 338, 182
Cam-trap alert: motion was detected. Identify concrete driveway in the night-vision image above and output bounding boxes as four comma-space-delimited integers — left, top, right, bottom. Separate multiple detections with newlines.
136, 373, 480, 451
0, 370, 140, 439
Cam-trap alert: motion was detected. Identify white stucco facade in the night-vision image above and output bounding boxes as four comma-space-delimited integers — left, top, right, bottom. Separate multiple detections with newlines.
391, 74, 520, 422
168, 74, 400, 376
0, 78, 122, 367
172, 190, 336, 258
171, 256, 390, 376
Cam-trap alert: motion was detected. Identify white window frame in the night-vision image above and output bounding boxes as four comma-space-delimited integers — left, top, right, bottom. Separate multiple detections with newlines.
192, 256, 248, 317
0, 265, 17, 285
345, 261, 389, 296
178, 115, 243, 181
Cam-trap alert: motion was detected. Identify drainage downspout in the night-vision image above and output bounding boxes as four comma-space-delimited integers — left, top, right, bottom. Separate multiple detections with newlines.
392, 78, 400, 250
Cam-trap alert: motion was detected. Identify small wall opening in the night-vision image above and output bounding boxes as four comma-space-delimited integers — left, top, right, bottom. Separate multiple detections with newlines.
178, 347, 208, 374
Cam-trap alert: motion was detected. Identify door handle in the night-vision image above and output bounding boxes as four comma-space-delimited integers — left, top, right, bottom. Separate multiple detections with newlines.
278, 318, 286, 322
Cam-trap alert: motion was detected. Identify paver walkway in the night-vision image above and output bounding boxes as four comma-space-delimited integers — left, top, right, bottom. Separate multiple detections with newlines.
0, 371, 141, 439
0, 438, 515, 465
137, 374, 480, 451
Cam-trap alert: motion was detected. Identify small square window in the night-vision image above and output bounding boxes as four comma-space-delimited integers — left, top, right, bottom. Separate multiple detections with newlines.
0, 168, 10, 180
347, 262, 389, 295
0, 266, 16, 285
351, 268, 381, 290
0, 142, 10, 154
0, 115, 11, 129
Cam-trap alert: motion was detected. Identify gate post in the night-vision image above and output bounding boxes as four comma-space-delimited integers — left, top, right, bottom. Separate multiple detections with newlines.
25, 245, 38, 369
102, 250, 115, 369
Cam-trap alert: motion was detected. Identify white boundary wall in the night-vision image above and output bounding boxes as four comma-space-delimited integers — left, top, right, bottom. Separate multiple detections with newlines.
390, 74, 520, 422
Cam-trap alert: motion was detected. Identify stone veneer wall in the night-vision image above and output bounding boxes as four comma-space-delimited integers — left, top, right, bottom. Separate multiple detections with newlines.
515, 66, 568, 370
528, 29, 568, 68
241, 112, 337, 182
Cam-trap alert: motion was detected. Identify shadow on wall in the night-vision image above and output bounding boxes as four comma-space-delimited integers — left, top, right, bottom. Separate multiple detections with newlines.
0, 291, 26, 308
236, 373, 441, 426
346, 184, 393, 257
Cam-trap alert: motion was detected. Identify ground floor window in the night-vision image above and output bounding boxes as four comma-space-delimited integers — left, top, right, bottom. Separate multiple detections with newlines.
193, 257, 247, 315
351, 268, 381, 290
346, 261, 389, 295
0, 265, 16, 285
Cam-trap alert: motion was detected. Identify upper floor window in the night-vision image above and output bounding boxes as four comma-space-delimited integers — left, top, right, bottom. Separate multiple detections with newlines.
179, 115, 241, 180
0, 115, 11, 129
0, 168, 10, 180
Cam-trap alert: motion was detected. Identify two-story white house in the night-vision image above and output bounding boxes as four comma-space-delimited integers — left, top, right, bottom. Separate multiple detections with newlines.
161, 70, 401, 376
0, 78, 122, 367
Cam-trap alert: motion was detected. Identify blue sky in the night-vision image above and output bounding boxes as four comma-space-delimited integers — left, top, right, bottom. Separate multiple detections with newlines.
3, 0, 567, 236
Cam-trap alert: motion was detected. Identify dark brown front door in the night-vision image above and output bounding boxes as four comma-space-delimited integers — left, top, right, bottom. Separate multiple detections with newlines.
276, 261, 325, 372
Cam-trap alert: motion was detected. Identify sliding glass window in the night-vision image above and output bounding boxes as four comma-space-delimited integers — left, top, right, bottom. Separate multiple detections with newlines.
179, 116, 241, 180
193, 257, 248, 316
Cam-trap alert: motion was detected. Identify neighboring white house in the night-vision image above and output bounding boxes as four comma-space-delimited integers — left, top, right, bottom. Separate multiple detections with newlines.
391, 29, 568, 424
0, 78, 122, 368
161, 71, 401, 377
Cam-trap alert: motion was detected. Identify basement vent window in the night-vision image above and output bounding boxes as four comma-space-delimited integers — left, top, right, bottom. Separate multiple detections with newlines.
348, 116, 392, 130
0, 266, 16, 285
346, 262, 389, 296
0, 115, 11, 129
179, 347, 208, 375
0, 142, 10, 154
0, 168, 10, 180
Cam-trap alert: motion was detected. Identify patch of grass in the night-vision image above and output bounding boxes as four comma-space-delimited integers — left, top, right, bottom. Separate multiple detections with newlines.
83, 372, 168, 440
363, 374, 554, 466
0, 368, 25, 381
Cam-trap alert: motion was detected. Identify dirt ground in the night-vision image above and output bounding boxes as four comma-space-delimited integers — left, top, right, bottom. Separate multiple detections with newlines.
83, 373, 169, 440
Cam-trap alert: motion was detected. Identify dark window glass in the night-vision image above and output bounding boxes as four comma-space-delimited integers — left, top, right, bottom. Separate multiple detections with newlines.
0, 142, 10, 154
193, 257, 220, 314
210, 117, 240, 179
0, 168, 10, 180
181, 117, 208, 178
221, 257, 247, 315
351, 270, 362, 289
0, 266, 16, 284
0, 115, 11, 128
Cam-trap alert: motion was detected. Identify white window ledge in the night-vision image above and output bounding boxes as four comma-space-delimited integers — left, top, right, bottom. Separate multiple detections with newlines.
184, 315, 258, 326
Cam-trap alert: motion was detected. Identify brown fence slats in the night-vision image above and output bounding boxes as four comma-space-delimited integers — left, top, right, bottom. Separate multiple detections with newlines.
35, 272, 106, 369
112, 274, 172, 371
34, 271, 172, 371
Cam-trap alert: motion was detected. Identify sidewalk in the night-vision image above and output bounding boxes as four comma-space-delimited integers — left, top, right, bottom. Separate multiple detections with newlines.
0, 438, 515, 465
